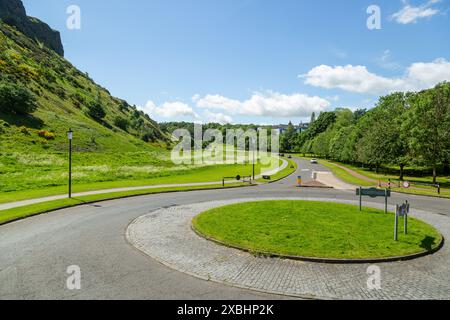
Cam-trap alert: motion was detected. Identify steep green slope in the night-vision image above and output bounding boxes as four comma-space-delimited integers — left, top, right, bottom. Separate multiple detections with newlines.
0, 21, 166, 152
0, 20, 178, 194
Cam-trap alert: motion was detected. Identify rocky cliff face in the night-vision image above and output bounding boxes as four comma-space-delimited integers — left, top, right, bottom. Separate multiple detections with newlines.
0, 0, 64, 56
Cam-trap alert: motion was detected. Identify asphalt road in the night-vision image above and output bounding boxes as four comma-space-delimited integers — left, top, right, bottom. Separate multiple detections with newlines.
0, 158, 449, 299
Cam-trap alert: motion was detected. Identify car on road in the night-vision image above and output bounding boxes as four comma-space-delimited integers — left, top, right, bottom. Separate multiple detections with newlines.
310, 158, 318, 164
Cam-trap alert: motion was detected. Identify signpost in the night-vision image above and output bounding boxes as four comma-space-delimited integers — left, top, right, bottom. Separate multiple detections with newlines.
395, 201, 410, 241
67, 128, 73, 199
356, 187, 391, 213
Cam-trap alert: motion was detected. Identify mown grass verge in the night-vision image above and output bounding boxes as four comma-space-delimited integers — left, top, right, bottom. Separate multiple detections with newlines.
0, 183, 248, 225
193, 200, 443, 260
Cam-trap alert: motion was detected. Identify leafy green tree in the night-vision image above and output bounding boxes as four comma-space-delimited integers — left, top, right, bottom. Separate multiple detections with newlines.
86, 101, 106, 121
353, 109, 367, 123
312, 129, 333, 158
114, 116, 130, 131
0, 81, 37, 115
329, 126, 355, 162
305, 111, 336, 140
340, 126, 359, 163
355, 93, 409, 176
281, 121, 297, 152
405, 82, 450, 183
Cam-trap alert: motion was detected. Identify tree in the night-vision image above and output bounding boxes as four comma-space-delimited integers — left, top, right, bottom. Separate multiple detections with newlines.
86, 101, 106, 121
355, 93, 409, 176
281, 121, 297, 152
114, 116, 130, 131
353, 109, 367, 123
306, 111, 337, 140
330, 126, 354, 162
0, 81, 38, 115
377, 93, 409, 179
312, 129, 333, 158
405, 82, 450, 183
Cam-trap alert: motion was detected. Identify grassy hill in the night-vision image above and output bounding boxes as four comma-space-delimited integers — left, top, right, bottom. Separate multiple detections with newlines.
0, 20, 166, 149
0, 20, 284, 202
0, 20, 180, 195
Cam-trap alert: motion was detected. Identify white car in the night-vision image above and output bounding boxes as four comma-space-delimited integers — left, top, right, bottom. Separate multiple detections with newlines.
310, 158, 318, 164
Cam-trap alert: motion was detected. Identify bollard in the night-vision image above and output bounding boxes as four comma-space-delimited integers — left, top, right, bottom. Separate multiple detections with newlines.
297, 176, 302, 187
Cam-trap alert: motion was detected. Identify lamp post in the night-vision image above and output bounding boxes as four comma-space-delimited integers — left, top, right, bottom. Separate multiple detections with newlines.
252, 148, 255, 181
252, 137, 256, 181
67, 128, 73, 198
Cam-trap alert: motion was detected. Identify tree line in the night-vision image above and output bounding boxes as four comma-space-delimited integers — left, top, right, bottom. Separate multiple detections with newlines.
281, 82, 450, 183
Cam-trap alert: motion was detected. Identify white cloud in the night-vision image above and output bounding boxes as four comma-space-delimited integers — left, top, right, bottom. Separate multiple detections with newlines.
391, 0, 441, 24
301, 58, 450, 94
139, 101, 199, 119
195, 91, 330, 118
203, 110, 233, 124
377, 49, 402, 70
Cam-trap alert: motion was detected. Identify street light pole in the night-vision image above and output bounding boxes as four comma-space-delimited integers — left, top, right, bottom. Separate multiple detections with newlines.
252, 147, 255, 181
67, 129, 73, 198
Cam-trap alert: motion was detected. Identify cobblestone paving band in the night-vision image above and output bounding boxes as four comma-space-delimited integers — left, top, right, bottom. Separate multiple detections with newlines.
126, 198, 450, 300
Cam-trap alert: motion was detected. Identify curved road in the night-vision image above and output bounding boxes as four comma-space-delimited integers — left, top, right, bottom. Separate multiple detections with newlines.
0, 158, 449, 299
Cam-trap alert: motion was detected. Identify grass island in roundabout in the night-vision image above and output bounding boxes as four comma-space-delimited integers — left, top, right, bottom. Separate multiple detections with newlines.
192, 200, 443, 262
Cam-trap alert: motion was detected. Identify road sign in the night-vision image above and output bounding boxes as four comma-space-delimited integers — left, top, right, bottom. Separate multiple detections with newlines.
356, 188, 391, 198
395, 201, 410, 240
357, 187, 391, 213
398, 202, 409, 217
403, 181, 411, 189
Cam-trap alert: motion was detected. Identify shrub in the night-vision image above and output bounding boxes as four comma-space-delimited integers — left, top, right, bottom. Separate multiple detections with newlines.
38, 130, 55, 140
0, 81, 38, 115
141, 127, 156, 142
19, 126, 30, 135
114, 116, 129, 131
53, 86, 66, 99
118, 101, 129, 113
86, 102, 106, 121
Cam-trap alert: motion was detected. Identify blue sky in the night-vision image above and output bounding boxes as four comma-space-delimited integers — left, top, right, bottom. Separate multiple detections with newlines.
22, 0, 450, 125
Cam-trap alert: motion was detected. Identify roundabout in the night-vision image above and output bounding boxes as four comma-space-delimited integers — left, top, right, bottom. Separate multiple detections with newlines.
126, 197, 449, 300
192, 200, 442, 262
1, 158, 449, 300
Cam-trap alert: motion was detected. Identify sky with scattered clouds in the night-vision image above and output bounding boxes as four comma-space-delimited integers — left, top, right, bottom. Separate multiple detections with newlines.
23, 0, 450, 125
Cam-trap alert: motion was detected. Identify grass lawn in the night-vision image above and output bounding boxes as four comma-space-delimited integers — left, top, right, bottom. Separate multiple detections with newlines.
192, 200, 442, 259
0, 182, 248, 225
0, 153, 281, 204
